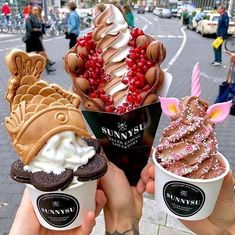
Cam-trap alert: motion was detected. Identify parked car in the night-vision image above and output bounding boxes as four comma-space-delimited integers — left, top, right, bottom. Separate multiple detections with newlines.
133, 4, 138, 10
137, 6, 145, 14
153, 7, 162, 17
196, 13, 235, 36
160, 8, 172, 18
171, 8, 178, 17
153, 7, 171, 18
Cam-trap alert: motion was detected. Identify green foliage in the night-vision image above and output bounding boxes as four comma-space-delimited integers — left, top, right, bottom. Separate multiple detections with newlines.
203, 15, 210, 20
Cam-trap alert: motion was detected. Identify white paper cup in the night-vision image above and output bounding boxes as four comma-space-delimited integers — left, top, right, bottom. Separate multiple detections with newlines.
26, 180, 97, 230
153, 150, 229, 220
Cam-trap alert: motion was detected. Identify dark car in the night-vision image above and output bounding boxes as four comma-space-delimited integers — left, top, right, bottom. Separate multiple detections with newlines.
137, 6, 145, 14
147, 5, 154, 13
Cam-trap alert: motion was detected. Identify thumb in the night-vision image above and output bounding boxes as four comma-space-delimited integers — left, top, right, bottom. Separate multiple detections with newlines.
218, 170, 235, 202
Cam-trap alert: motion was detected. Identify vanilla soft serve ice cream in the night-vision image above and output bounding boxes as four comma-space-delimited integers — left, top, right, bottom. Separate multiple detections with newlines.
24, 131, 95, 175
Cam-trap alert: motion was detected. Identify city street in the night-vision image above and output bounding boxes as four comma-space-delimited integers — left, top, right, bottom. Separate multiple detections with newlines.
0, 12, 234, 234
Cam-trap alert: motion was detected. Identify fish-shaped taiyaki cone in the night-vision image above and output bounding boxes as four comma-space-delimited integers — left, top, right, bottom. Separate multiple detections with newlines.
64, 4, 167, 114
5, 49, 90, 165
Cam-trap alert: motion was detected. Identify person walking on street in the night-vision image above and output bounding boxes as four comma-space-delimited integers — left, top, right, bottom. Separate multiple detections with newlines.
24, 6, 56, 74
23, 3, 30, 19
2, 1, 11, 22
67, 1, 80, 49
123, 5, 134, 28
212, 5, 229, 66
37, 6, 56, 73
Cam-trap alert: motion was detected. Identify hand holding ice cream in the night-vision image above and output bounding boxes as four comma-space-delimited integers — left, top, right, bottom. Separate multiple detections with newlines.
5, 49, 108, 230
150, 63, 232, 220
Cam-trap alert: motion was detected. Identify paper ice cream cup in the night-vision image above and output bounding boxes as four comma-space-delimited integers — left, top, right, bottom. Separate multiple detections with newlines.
26, 180, 97, 230
152, 150, 230, 220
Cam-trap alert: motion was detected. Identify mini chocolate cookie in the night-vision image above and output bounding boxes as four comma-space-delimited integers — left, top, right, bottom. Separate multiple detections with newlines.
83, 138, 101, 153
30, 169, 74, 192
74, 154, 107, 181
10, 160, 31, 183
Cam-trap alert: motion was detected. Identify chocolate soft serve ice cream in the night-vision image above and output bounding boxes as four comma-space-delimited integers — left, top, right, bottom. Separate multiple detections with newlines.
153, 63, 231, 221
155, 63, 232, 179
156, 96, 224, 179
65, 4, 166, 114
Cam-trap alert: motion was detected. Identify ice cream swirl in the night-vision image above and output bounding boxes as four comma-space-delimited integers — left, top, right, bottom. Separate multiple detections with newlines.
157, 96, 225, 179
24, 131, 95, 174
93, 4, 131, 95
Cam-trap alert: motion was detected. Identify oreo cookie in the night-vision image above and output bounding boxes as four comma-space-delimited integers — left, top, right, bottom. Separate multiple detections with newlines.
10, 160, 31, 183
30, 169, 74, 192
74, 154, 108, 181
83, 138, 101, 153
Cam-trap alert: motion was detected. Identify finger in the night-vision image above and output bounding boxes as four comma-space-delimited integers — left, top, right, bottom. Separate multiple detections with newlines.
140, 163, 152, 184
16, 188, 35, 218
147, 164, 155, 179
146, 179, 155, 195
136, 179, 146, 194
95, 189, 106, 216
218, 170, 235, 202
76, 212, 96, 235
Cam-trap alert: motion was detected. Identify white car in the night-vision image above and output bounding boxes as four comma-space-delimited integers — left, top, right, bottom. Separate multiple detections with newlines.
196, 13, 235, 36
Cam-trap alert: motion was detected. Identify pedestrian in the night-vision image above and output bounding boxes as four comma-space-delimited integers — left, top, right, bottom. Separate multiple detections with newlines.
195, 8, 204, 24
123, 4, 134, 28
24, 5, 56, 74
37, 6, 56, 71
23, 3, 30, 19
66, 1, 80, 49
212, 5, 229, 66
2, 1, 11, 22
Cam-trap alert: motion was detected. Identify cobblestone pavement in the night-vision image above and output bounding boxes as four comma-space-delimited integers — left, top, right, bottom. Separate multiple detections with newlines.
0, 13, 234, 235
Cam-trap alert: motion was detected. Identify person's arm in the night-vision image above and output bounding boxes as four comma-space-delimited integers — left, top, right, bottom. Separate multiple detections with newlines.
100, 162, 142, 235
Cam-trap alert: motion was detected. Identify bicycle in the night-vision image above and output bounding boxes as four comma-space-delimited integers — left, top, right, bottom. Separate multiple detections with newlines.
225, 35, 235, 52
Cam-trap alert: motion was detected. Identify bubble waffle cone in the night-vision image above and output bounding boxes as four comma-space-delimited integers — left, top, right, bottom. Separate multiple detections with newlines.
5, 49, 90, 165
63, 4, 166, 114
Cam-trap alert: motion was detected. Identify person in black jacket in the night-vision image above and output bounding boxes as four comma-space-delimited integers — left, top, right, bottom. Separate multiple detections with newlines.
212, 5, 229, 66
24, 6, 56, 74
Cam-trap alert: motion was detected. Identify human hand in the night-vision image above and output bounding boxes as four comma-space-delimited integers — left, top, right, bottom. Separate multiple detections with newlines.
99, 162, 143, 234
180, 170, 235, 235
137, 163, 235, 235
10, 187, 106, 235
136, 162, 154, 195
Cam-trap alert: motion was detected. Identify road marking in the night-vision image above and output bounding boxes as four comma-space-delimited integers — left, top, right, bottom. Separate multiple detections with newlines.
156, 35, 183, 38
153, 18, 159, 21
0, 27, 92, 44
139, 15, 152, 25
200, 71, 225, 83
143, 25, 148, 31
164, 26, 187, 72
0, 34, 15, 38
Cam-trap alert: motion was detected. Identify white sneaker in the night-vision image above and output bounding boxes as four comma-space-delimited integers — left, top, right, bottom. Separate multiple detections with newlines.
213, 62, 222, 66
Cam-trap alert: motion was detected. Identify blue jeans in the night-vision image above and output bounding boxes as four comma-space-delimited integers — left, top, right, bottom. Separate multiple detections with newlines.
214, 44, 222, 63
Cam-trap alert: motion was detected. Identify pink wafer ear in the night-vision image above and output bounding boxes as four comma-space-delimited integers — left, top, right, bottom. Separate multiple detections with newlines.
159, 97, 180, 117
207, 101, 232, 123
